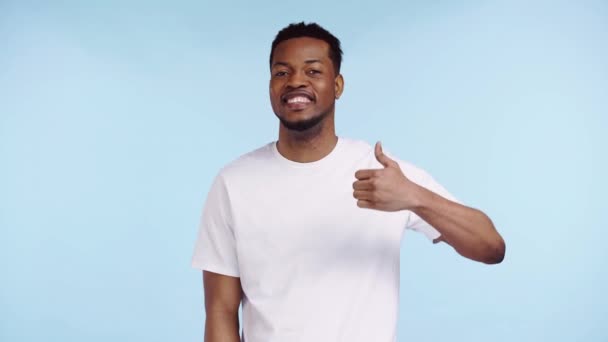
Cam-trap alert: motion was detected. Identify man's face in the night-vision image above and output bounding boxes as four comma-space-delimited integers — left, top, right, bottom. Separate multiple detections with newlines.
269, 37, 344, 132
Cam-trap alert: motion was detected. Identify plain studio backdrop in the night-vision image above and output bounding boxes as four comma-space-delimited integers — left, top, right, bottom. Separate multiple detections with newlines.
1, 1, 606, 341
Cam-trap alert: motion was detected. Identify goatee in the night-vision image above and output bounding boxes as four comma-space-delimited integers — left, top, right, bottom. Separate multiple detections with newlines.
277, 109, 331, 132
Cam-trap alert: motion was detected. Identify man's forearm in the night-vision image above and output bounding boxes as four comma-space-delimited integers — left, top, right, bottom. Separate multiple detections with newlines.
411, 185, 505, 264
204, 312, 240, 342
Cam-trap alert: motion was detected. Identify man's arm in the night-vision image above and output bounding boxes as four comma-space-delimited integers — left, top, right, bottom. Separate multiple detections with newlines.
414, 187, 505, 264
353, 142, 505, 264
203, 270, 242, 342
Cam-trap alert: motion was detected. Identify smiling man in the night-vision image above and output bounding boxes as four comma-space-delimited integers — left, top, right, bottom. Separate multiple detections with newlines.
192, 22, 505, 342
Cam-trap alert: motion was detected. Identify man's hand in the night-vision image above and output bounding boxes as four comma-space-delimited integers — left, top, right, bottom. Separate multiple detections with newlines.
352, 142, 420, 211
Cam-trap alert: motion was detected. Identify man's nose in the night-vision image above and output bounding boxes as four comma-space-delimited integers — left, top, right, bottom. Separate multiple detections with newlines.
286, 70, 308, 88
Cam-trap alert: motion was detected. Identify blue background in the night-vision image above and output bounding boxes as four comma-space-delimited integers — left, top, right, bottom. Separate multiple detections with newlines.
1, 1, 606, 341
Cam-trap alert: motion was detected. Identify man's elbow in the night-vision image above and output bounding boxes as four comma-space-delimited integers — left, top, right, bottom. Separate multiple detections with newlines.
482, 235, 506, 264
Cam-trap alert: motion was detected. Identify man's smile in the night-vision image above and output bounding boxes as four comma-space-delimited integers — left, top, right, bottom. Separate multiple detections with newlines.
281, 90, 315, 110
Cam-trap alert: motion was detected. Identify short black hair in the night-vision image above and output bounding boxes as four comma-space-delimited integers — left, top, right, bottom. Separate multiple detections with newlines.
269, 22, 343, 74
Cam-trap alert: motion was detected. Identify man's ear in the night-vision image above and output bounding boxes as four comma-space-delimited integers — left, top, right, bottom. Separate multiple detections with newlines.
335, 74, 344, 99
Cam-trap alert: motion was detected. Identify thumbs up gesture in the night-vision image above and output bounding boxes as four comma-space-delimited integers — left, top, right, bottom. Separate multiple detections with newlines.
353, 142, 419, 212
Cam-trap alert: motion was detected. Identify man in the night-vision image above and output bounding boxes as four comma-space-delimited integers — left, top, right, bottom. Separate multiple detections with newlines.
192, 22, 505, 342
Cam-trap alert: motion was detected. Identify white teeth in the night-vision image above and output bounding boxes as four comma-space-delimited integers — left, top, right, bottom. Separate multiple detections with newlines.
287, 96, 311, 104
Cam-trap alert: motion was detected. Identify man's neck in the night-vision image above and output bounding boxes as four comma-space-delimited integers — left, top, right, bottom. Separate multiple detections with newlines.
276, 121, 338, 163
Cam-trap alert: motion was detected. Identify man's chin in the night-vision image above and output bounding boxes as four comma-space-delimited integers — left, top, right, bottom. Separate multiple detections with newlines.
277, 110, 329, 132
279, 117, 323, 132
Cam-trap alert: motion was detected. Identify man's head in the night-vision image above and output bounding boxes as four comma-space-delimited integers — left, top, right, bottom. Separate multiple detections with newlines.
269, 22, 343, 75
269, 22, 344, 132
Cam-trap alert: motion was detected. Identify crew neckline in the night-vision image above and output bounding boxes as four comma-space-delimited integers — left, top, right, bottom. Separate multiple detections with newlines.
270, 137, 344, 169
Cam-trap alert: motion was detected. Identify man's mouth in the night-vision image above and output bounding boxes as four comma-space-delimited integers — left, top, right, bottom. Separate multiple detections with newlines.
286, 96, 312, 104
282, 91, 314, 110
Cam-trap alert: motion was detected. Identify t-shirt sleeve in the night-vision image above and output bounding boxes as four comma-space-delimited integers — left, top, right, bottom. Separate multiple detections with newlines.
397, 160, 460, 242
191, 173, 240, 277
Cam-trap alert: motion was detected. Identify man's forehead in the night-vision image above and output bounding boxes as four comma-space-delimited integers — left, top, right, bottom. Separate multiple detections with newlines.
272, 37, 331, 64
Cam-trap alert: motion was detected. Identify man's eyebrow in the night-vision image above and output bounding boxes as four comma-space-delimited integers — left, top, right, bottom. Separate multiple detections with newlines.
272, 61, 290, 68
271, 59, 324, 68
305, 59, 323, 64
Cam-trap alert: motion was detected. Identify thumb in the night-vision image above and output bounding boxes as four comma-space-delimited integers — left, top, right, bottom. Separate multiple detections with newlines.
375, 141, 395, 168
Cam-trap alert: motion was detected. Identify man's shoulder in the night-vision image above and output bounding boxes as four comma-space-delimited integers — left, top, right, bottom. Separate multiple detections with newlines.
216, 141, 275, 178
339, 136, 374, 152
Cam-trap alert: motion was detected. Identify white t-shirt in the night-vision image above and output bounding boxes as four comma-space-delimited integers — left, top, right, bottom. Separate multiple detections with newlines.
191, 137, 457, 342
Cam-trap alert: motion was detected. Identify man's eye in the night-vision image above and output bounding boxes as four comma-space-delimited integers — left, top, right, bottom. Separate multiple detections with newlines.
274, 71, 287, 77
308, 70, 321, 75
